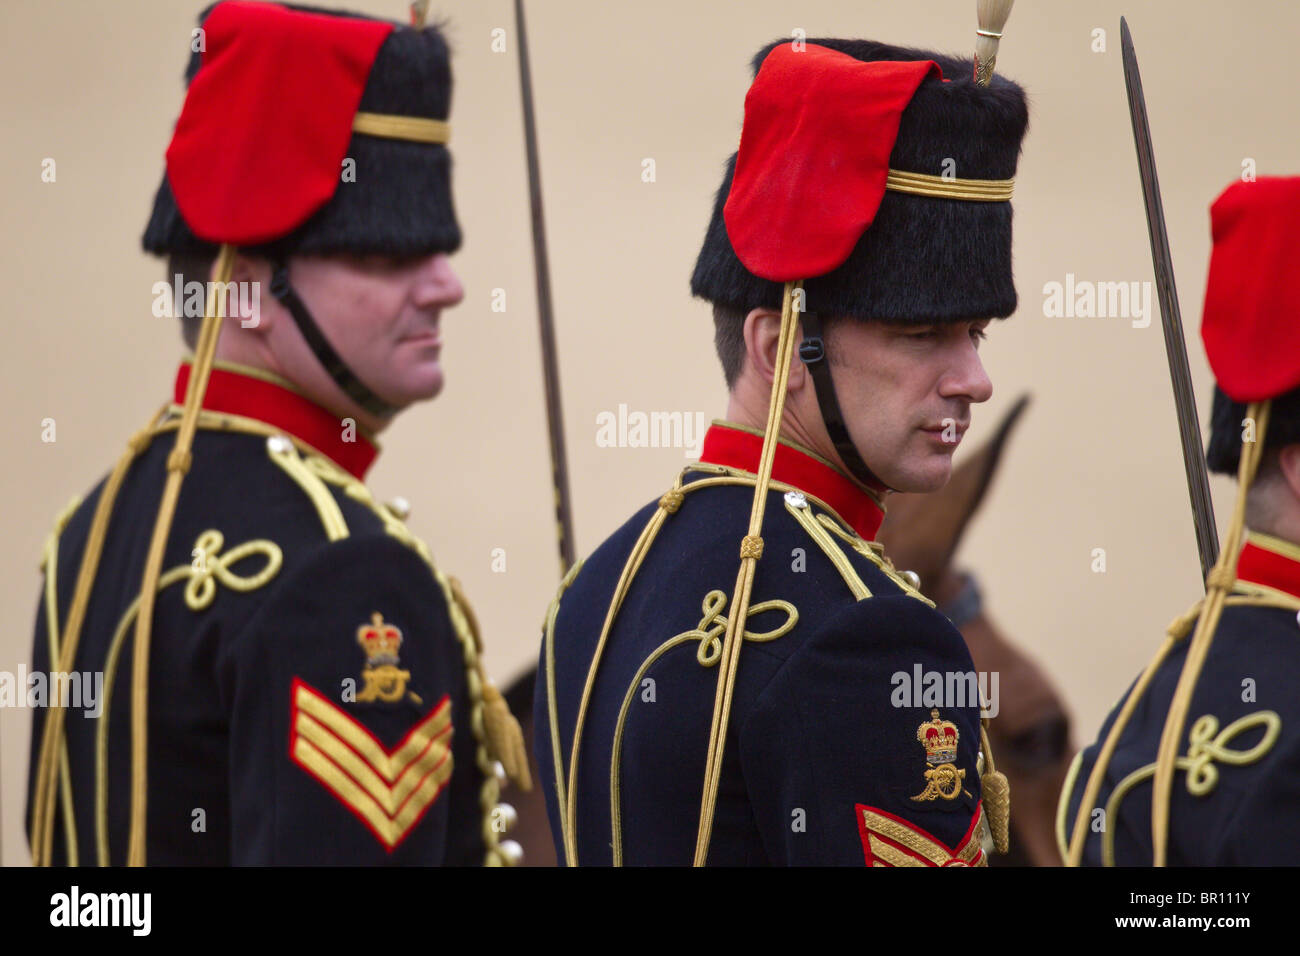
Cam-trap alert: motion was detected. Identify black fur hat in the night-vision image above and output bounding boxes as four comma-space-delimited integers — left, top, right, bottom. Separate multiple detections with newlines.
142, 2, 460, 259
1206, 384, 1300, 475
690, 38, 1029, 323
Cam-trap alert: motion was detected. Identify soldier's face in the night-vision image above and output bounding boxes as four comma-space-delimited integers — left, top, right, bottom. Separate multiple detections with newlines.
285, 251, 465, 408
827, 318, 993, 493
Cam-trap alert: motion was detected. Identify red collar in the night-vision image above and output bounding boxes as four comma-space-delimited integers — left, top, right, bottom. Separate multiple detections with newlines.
174, 361, 379, 481
1236, 533, 1300, 602
699, 422, 886, 541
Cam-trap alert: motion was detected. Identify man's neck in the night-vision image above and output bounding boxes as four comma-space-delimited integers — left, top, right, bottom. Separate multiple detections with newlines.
724, 388, 881, 497
211, 337, 392, 435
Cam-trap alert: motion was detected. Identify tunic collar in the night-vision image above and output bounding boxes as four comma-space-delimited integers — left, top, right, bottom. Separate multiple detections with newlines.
1236, 532, 1300, 603
698, 421, 886, 541
173, 359, 379, 481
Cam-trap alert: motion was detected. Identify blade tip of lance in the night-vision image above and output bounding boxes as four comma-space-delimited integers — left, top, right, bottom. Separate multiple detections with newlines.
1120, 17, 1136, 56
974, 0, 1016, 86
409, 0, 429, 28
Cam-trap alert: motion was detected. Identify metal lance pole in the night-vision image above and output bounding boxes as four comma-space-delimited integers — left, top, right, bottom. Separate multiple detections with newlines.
515, 0, 576, 575
1120, 17, 1219, 582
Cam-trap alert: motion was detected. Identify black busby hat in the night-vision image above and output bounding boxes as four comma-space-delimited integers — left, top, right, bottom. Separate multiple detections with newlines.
690, 38, 1029, 323
142, 2, 460, 260
1206, 385, 1300, 475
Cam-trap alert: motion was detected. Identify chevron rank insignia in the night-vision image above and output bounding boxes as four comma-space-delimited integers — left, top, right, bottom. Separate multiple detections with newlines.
856, 803, 987, 867
290, 678, 453, 851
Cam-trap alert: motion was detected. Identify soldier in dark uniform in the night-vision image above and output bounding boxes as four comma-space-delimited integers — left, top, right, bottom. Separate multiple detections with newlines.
26, 0, 528, 867
1060, 176, 1300, 866
535, 26, 1029, 866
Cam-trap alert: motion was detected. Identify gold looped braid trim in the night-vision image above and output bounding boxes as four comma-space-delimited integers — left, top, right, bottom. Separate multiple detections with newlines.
885, 168, 1013, 202
352, 111, 450, 144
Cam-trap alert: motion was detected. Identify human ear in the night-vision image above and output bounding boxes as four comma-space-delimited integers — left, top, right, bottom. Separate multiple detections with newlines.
225, 254, 272, 334
742, 307, 806, 390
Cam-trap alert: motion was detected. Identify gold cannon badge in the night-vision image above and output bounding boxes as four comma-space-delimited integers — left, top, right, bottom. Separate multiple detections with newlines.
911, 709, 971, 802
356, 612, 419, 704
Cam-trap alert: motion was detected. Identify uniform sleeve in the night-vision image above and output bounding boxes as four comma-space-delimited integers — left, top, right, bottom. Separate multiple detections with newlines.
1215, 734, 1300, 864
220, 533, 486, 865
739, 595, 988, 866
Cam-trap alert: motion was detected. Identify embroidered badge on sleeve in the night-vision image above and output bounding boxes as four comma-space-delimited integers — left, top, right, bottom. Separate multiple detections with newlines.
911, 708, 971, 802
856, 803, 987, 867
289, 678, 453, 851
355, 611, 420, 704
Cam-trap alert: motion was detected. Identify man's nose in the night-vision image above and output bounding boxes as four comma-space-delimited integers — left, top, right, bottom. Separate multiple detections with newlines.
941, 342, 993, 404
413, 253, 464, 308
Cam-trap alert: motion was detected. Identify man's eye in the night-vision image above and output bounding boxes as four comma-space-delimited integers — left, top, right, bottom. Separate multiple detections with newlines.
970, 327, 989, 343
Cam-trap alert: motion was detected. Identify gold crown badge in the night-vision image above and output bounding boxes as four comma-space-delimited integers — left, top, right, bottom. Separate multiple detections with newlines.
355, 612, 417, 704
357, 612, 402, 666
916, 709, 959, 765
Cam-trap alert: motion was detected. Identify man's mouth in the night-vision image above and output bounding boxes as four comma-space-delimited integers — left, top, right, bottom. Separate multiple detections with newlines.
400, 326, 442, 348
920, 421, 968, 444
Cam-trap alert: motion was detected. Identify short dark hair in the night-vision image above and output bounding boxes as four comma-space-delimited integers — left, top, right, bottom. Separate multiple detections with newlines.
712, 303, 748, 389
714, 303, 849, 388
167, 250, 216, 351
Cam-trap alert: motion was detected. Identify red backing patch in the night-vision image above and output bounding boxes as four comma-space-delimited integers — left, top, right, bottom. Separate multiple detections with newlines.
166, 1, 393, 244
1201, 177, 1300, 402
724, 44, 941, 282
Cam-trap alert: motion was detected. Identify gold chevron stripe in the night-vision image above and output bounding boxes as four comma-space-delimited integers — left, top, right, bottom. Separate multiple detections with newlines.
295, 683, 450, 781
290, 682, 455, 849
868, 835, 931, 867
293, 737, 453, 848
859, 804, 985, 867
295, 711, 451, 815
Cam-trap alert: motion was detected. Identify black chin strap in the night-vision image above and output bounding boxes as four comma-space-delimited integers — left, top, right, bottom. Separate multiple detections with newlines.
269, 260, 400, 419
797, 312, 892, 493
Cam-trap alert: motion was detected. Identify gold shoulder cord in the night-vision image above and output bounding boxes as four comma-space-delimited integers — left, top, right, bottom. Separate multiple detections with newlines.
558, 470, 776, 862
606, 590, 797, 864
29, 405, 171, 866
31, 244, 238, 868
543, 558, 585, 842
94, 531, 281, 865
783, 499, 871, 600
36, 495, 86, 865
558, 282, 807, 867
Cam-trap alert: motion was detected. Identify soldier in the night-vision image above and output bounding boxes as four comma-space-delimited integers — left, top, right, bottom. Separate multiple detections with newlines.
26, 0, 528, 867
535, 22, 1029, 866
1060, 176, 1300, 866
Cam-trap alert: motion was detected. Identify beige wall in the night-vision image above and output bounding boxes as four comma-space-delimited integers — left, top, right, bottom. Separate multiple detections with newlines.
2, 0, 1293, 865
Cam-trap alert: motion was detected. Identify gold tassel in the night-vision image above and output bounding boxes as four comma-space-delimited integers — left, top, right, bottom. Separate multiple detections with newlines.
446, 575, 532, 791
482, 682, 532, 792
980, 724, 1010, 853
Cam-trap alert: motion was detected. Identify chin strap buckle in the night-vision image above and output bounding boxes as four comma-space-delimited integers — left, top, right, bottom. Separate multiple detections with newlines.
798, 336, 825, 366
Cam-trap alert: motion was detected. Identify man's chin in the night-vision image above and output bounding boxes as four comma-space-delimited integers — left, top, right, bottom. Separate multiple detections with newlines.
387, 366, 444, 404
882, 455, 953, 494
